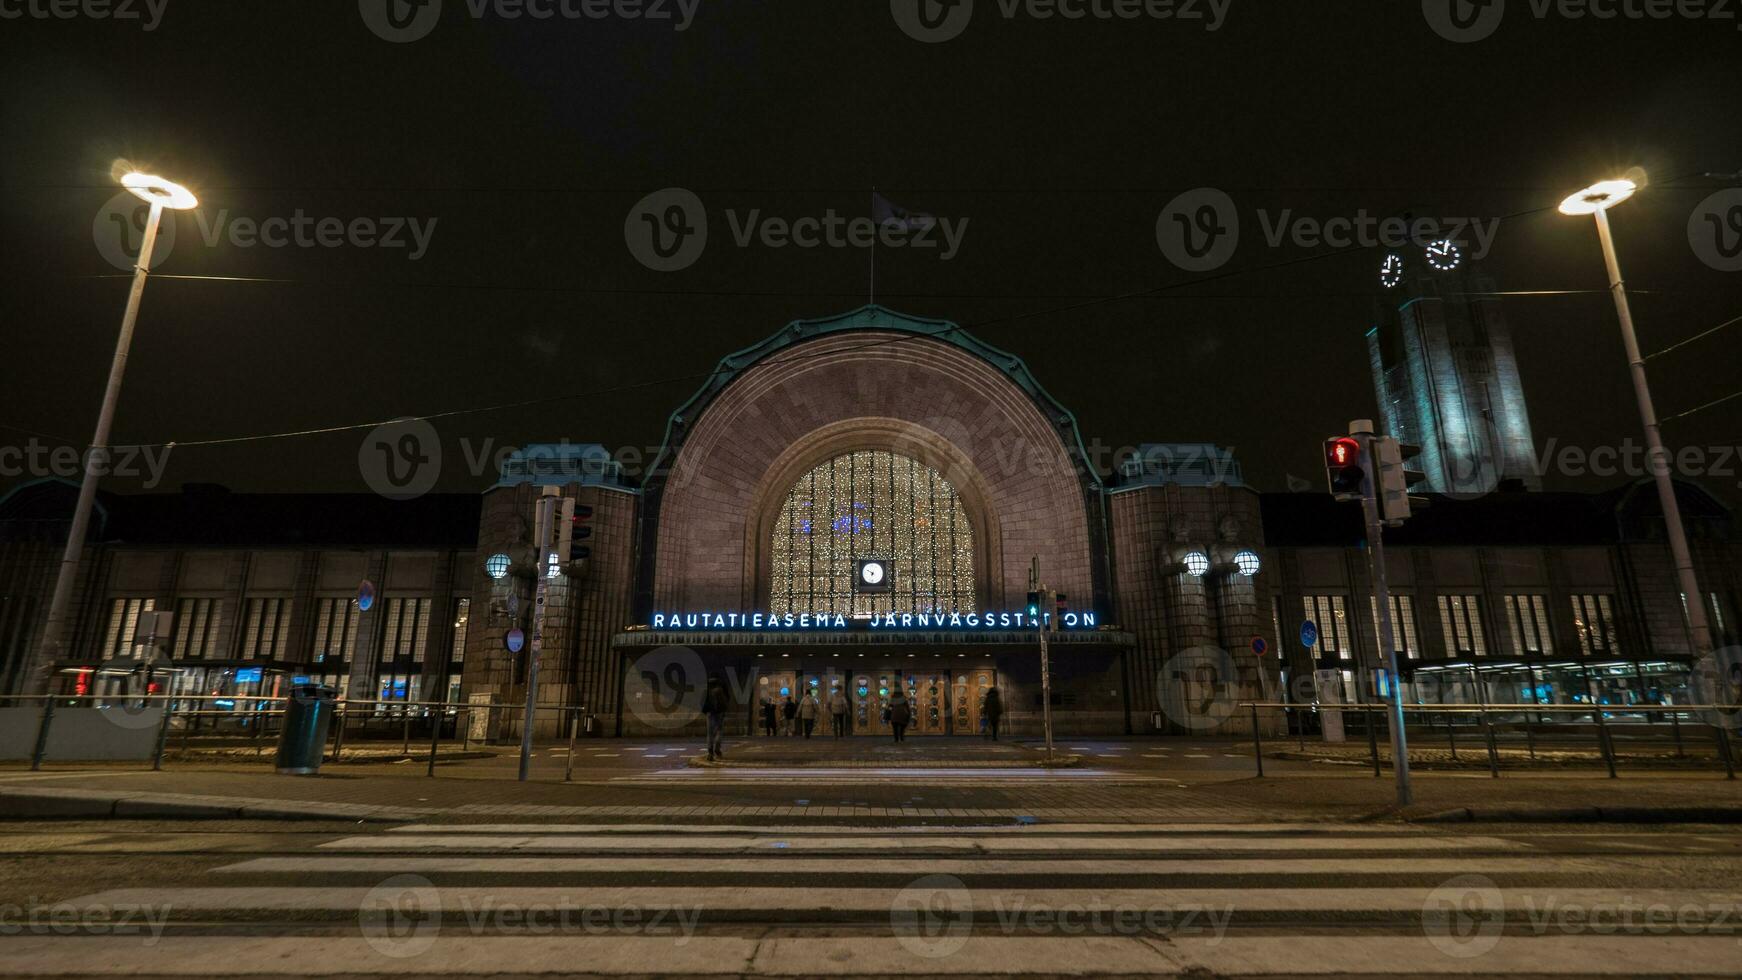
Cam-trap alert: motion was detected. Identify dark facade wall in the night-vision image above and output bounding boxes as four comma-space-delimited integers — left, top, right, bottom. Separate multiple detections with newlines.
651, 330, 1097, 614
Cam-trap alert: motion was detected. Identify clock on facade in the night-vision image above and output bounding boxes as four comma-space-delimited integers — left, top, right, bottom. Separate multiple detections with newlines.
1379, 253, 1405, 289
854, 558, 893, 592
1424, 239, 1463, 271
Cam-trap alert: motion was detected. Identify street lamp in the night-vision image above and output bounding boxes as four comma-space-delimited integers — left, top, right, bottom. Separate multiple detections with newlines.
1559, 176, 1714, 657
33, 172, 198, 686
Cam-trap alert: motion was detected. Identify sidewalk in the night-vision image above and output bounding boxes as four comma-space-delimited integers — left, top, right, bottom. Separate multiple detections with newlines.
4, 756, 1739, 826
706, 735, 1073, 767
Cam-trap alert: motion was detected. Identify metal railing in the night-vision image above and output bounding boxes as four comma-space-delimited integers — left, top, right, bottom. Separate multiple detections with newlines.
3, 693, 594, 779
1240, 701, 1737, 781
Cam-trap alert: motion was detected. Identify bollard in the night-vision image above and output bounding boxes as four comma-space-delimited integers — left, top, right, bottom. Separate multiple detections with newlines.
567, 710, 581, 786
1669, 710, 1684, 759
402, 713, 412, 757
1366, 706, 1381, 777
1250, 703, 1264, 778
1480, 708, 1500, 779
1445, 712, 1458, 761
29, 699, 57, 771
1715, 724, 1735, 781
426, 708, 443, 777
1524, 712, 1536, 762
152, 701, 175, 771
1594, 707, 1618, 779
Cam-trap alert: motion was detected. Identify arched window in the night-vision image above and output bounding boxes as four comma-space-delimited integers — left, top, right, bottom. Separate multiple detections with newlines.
769, 450, 975, 616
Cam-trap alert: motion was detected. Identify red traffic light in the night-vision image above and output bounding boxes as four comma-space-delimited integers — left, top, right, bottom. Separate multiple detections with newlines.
1326, 437, 1360, 467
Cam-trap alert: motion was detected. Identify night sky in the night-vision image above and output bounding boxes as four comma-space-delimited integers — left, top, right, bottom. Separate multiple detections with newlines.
2, 1, 1739, 504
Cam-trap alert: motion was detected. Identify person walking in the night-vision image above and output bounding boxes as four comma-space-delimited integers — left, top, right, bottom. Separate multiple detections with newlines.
782, 694, 798, 736
702, 674, 729, 762
888, 692, 912, 743
827, 687, 849, 737
982, 685, 1003, 741
760, 697, 777, 737
799, 690, 820, 739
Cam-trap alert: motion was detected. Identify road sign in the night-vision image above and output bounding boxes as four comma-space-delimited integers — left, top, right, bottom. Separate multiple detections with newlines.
1300, 620, 1319, 649
357, 580, 376, 612
505, 628, 526, 654
1251, 636, 1268, 657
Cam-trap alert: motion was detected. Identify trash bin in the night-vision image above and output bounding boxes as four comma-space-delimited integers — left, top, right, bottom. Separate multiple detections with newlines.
275, 684, 336, 775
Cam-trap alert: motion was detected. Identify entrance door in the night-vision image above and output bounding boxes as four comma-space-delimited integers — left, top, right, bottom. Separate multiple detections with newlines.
953, 669, 996, 735
903, 672, 950, 735
756, 670, 797, 734
851, 670, 896, 737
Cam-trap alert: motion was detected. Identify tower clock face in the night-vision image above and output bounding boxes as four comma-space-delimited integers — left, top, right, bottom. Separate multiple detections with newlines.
1379, 253, 1405, 289
1424, 239, 1463, 271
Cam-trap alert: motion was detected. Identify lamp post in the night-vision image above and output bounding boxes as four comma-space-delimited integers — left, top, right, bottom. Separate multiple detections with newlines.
33, 173, 198, 686
1559, 178, 1714, 658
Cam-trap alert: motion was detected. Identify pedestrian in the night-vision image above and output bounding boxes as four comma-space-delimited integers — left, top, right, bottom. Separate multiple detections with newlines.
827, 687, 849, 737
760, 697, 777, 737
983, 685, 1003, 741
799, 690, 820, 739
702, 674, 729, 762
888, 692, 912, 743
782, 694, 798, 736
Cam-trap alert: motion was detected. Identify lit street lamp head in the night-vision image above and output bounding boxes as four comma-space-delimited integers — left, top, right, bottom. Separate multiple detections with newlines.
1558, 178, 1637, 216
121, 172, 198, 210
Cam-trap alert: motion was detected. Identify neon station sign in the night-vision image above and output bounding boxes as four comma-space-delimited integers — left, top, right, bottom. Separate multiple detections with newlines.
649, 610, 1100, 632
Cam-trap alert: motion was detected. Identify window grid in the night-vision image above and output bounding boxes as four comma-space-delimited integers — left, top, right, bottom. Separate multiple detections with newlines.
1368, 594, 1419, 659
1572, 594, 1619, 656
1504, 594, 1554, 656
769, 450, 975, 616
450, 598, 470, 665
1438, 595, 1487, 657
1303, 595, 1351, 662
310, 597, 360, 665
172, 598, 223, 659
241, 597, 292, 660
101, 598, 156, 660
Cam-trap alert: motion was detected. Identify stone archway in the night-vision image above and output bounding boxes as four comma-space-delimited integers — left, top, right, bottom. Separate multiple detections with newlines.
648, 326, 1097, 613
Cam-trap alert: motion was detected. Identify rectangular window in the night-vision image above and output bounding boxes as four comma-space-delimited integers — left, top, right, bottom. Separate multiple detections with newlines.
450, 598, 470, 665
378, 597, 433, 666
1438, 595, 1487, 657
310, 597, 360, 665
1303, 595, 1352, 661
1368, 594, 1419, 659
1504, 595, 1554, 656
172, 598, 223, 659
101, 598, 155, 660
240, 597, 292, 660
1571, 594, 1619, 656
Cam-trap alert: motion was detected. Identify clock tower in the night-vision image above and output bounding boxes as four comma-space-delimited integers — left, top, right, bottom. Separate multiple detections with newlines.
1366, 242, 1541, 495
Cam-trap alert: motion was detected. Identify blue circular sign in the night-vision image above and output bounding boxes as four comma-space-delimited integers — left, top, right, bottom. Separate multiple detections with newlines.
1300, 620, 1319, 649
1251, 636, 1268, 657
357, 580, 376, 612
505, 628, 526, 654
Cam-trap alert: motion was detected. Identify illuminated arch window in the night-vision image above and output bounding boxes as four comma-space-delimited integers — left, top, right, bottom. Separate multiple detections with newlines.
769, 450, 975, 616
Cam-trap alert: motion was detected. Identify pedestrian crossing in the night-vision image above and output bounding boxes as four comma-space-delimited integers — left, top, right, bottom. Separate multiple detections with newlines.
12, 822, 1742, 976
614, 766, 1167, 784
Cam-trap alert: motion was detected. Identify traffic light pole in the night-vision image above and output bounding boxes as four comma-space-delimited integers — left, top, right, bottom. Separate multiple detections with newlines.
1030, 557, 1055, 764
1354, 426, 1413, 807
518, 491, 557, 782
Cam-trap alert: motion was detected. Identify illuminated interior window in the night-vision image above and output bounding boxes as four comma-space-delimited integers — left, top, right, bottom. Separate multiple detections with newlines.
769, 450, 975, 616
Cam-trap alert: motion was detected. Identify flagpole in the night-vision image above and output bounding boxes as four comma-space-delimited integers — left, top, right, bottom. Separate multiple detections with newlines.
868, 187, 876, 305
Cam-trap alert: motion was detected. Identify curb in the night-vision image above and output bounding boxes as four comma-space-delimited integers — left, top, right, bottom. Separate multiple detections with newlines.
0, 787, 428, 823
1414, 805, 1742, 824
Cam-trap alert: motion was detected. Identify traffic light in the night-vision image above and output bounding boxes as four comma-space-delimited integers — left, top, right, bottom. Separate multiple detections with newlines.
1324, 436, 1366, 501
561, 503, 593, 564
1376, 437, 1427, 525
1054, 592, 1068, 620
1026, 590, 1042, 618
